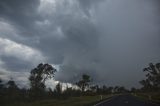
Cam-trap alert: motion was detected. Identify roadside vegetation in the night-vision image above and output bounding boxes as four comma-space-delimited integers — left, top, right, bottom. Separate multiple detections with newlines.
2, 95, 111, 106
134, 92, 160, 103
131, 63, 160, 103
0, 62, 160, 106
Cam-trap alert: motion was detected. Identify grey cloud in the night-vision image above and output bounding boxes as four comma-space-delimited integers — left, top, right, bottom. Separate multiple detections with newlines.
0, 0, 160, 88
78, 0, 104, 16
0, 0, 40, 43
54, 0, 160, 88
1, 56, 33, 72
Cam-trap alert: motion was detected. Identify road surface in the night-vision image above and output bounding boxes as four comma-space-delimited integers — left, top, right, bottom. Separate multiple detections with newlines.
95, 94, 160, 106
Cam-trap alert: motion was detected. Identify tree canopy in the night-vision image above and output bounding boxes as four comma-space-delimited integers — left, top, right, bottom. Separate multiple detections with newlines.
140, 63, 160, 91
76, 74, 91, 92
29, 63, 57, 98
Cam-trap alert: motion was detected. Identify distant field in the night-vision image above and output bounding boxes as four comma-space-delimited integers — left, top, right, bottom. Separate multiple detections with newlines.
3, 95, 111, 106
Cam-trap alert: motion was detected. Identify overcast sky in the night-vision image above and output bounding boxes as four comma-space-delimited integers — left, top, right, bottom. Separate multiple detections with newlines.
0, 0, 160, 88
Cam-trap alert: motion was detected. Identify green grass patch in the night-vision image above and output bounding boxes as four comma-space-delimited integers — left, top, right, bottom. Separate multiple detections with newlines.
132, 92, 160, 104
2, 95, 112, 106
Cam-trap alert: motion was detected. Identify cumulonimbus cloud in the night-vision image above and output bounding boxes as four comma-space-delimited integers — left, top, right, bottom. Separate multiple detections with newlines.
0, 0, 160, 88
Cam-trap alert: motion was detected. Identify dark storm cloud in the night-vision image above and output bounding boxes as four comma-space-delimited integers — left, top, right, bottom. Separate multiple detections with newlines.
54, 0, 160, 88
1, 56, 33, 72
0, 0, 42, 48
0, 0, 160, 88
0, 0, 40, 32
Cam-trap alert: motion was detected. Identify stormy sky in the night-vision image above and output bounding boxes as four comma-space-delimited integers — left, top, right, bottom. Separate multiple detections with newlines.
0, 0, 160, 88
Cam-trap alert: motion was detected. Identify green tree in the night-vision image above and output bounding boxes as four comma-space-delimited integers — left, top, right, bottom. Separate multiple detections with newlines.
139, 79, 152, 91
131, 87, 136, 93
6, 79, 20, 101
113, 86, 119, 93
54, 83, 62, 95
140, 63, 160, 91
29, 63, 57, 99
90, 85, 98, 93
117, 86, 127, 93
0, 79, 3, 89
7, 80, 18, 89
76, 74, 91, 92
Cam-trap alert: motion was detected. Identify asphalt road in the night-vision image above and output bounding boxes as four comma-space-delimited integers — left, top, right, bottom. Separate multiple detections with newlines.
95, 94, 160, 106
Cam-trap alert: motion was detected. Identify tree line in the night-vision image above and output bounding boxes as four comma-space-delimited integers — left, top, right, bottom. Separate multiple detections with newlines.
0, 62, 160, 104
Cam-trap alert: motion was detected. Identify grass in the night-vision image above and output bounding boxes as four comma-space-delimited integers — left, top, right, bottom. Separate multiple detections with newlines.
2, 95, 112, 106
132, 92, 160, 104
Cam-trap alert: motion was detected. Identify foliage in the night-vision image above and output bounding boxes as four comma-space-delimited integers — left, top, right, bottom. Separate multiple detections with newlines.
29, 63, 57, 99
53, 83, 62, 98
76, 74, 91, 92
0, 63, 131, 105
140, 63, 160, 91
